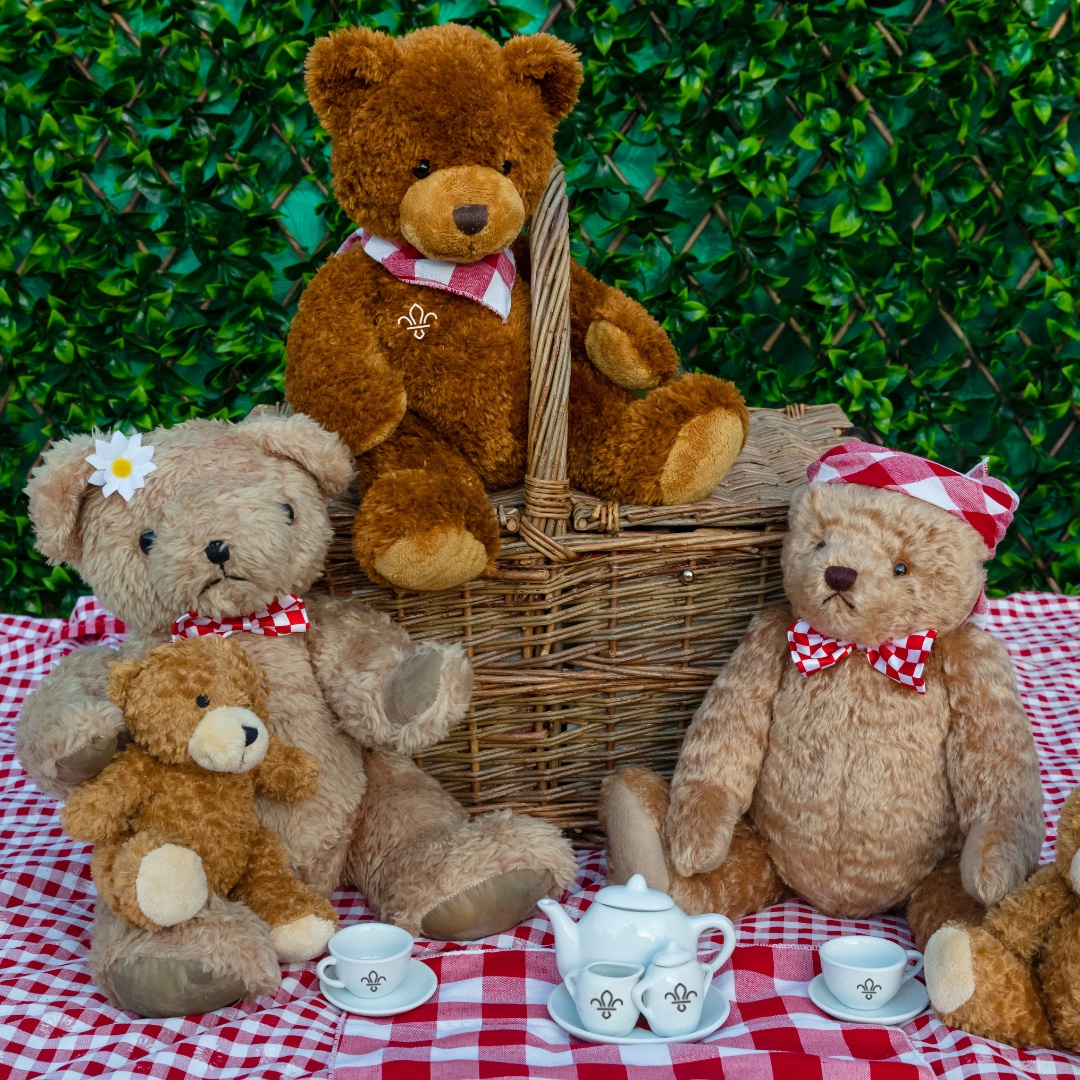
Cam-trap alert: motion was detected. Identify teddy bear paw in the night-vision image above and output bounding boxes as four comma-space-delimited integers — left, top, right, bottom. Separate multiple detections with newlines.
925, 926, 977, 1016
585, 320, 662, 391
136, 845, 208, 928
373, 525, 489, 592
270, 914, 337, 964
659, 408, 746, 505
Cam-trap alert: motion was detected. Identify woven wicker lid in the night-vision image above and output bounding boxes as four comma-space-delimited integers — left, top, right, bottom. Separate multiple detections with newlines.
594, 874, 674, 912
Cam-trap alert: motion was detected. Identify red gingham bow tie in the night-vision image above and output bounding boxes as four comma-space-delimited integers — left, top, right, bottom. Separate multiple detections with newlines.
170, 595, 310, 642
787, 619, 938, 693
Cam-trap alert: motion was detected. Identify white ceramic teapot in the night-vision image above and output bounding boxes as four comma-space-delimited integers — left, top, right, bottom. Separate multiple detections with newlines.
539, 874, 736, 980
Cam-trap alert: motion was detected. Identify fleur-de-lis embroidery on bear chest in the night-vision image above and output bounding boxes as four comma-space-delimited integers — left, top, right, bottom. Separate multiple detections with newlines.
397, 302, 438, 340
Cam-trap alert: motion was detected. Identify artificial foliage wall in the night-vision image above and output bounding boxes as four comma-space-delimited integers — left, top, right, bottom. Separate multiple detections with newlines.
1, 0, 1078, 614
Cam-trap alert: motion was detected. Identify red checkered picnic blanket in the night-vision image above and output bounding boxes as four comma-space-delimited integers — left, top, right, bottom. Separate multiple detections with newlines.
2, 594, 1079, 1079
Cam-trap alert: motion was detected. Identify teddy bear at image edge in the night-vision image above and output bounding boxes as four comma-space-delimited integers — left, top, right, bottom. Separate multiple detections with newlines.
923, 786, 1080, 1052
284, 23, 750, 594
600, 441, 1044, 955
18, 411, 577, 1018
62, 635, 338, 941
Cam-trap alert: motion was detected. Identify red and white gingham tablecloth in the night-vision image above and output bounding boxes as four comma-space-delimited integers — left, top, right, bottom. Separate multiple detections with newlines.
1, 594, 1078, 1079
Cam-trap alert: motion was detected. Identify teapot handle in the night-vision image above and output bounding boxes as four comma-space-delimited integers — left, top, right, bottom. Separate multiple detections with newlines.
690, 914, 737, 978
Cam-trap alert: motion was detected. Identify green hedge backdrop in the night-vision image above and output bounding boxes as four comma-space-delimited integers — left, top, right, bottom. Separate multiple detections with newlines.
2, 0, 1078, 614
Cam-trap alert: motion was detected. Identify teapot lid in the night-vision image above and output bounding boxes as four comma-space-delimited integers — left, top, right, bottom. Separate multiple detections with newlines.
651, 941, 696, 967
595, 873, 674, 912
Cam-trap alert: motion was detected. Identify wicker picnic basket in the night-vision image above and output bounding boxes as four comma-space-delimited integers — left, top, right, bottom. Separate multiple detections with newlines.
319, 165, 851, 846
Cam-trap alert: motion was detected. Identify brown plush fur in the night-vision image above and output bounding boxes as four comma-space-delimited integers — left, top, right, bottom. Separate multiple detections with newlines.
19, 411, 577, 1016
924, 788, 1080, 1051
63, 637, 335, 937
285, 23, 749, 592
601, 481, 1043, 945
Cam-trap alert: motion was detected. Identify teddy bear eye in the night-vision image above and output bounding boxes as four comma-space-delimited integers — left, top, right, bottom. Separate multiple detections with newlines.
412, 160, 431, 179
816, 540, 826, 551
139, 531, 156, 555
894, 562, 909, 577
501, 160, 513, 175
282, 503, 295, 524
196, 694, 210, 708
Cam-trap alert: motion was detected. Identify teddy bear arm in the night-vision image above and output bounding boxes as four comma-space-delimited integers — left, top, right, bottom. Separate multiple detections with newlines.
941, 625, 1044, 906
285, 260, 407, 455
666, 605, 790, 876
982, 864, 1075, 964
253, 735, 320, 803
15, 646, 127, 799
61, 749, 157, 842
569, 261, 679, 391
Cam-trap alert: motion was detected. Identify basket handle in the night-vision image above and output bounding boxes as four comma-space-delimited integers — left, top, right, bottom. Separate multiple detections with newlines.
526, 162, 573, 538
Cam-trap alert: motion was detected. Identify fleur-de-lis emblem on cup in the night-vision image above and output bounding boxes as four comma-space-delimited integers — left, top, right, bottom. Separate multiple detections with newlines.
361, 970, 387, 992
398, 302, 438, 340
590, 989, 623, 1019
664, 982, 699, 1013
857, 978, 881, 1000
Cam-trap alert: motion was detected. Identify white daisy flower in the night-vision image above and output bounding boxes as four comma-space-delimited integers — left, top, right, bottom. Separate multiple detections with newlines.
85, 430, 156, 501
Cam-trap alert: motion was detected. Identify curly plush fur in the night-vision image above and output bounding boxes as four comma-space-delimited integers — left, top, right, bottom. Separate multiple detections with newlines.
19, 410, 577, 1017
285, 23, 748, 593
63, 636, 336, 940
924, 788, 1080, 1051
601, 481, 1043, 946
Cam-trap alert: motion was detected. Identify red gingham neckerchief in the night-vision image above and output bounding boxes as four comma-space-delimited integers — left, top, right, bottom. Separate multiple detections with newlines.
170, 595, 310, 642
787, 619, 938, 693
338, 229, 516, 322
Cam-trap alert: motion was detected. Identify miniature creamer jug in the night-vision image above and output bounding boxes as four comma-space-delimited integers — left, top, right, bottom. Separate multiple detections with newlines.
539, 873, 736, 980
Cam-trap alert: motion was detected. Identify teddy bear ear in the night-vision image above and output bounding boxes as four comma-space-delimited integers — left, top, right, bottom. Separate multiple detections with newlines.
503, 33, 583, 121
237, 410, 356, 499
107, 657, 143, 710
305, 26, 397, 135
24, 433, 98, 566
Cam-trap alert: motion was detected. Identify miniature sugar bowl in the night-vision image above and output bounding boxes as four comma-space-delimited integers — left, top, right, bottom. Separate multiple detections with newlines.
632, 941, 711, 1037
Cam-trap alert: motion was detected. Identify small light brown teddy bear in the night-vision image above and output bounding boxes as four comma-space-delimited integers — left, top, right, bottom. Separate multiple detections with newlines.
924, 788, 1080, 1051
600, 441, 1043, 948
286, 23, 748, 593
62, 635, 338, 940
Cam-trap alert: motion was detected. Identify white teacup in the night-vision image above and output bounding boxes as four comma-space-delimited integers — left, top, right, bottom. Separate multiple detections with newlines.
317, 923, 413, 999
820, 935, 923, 1011
564, 962, 644, 1037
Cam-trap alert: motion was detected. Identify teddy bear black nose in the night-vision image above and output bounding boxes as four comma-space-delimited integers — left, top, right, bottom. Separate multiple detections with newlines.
452, 204, 488, 235
242, 725, 259, 746
204, 540, 230, 565
824, 565, 858, 592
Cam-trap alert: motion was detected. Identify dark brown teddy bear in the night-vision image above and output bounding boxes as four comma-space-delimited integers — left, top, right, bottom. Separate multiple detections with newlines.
63, 636, 337, 940
285, 23, 749, 593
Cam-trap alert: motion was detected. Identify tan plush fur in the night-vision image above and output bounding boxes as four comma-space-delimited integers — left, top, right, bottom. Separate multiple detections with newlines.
924, 788, 1080, 1051
19, 411, 576, 1017
63, 636, 336, 938
601, 482, 1043, 944
285, 23, 749, 593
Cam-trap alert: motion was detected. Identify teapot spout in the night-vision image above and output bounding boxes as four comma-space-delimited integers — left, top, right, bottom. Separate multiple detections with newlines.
538, 898, 580, 977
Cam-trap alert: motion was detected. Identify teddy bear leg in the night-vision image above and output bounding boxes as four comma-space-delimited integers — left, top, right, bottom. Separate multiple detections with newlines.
567, 362, 749, 506
600, 766, 789, 918
229, 827, 338, 963
906, 858, 987, 952
347, 750, 577, 939
94, 833, 209, 932
353, 415, 500, 592
924, 924, 1055, 1048
91, 895, 281, 1017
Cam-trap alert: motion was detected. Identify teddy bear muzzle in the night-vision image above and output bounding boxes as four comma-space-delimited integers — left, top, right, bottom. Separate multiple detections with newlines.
187, 707, 269, 773
399, 164, 525, 262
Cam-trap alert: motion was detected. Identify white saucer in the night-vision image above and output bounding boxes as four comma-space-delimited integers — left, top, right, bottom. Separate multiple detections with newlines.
319, 958, 437, 1017
808, 974, 929, 1026
547, 982, 730, 1045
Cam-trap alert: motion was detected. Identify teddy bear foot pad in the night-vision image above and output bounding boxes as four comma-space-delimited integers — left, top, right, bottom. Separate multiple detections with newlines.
808, 974, 929, 1026
320, 960, 437, 1016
